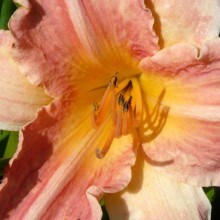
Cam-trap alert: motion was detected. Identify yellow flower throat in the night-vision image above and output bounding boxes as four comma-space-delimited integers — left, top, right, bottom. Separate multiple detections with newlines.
91, 73, 143, 159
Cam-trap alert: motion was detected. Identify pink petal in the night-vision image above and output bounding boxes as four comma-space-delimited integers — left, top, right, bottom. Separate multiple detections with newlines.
9, 0, 159, 97
139, 40, 220, 186
0, 30, 51, 130
105, 151, 211, 220
146, 0, 220, 48
0, 99, 137, 219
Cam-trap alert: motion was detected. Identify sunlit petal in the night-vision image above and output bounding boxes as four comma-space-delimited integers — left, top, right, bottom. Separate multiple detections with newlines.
140, 40, 220, 185
105, 151, 211, 220
146, 0, 220, 48
1, 0, 220, 219
9, 0, 159, 98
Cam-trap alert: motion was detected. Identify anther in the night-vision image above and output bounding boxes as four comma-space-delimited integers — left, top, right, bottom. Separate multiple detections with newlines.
123, 96, 132, 112
118, 93, 125, 105
109, 72, 119, 87
127, 96, 132, 105
123, 102, 129, 112
93, 102, 99, 112
96, 149, 104, 159
127, 80, 132, 87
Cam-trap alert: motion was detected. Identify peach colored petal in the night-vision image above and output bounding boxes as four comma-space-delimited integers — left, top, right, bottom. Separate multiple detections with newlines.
146, 0, 220, 48
142, 118, 220, 187
105, 151, 211, 220
0, 30, 51, 130
63, 0, 159, 59
139, 40, 220, 186
0, 98, 137, 219
9, 0, 159, 98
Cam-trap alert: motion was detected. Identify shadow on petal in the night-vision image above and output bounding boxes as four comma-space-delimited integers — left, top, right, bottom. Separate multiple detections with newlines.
142, 88, 170, 143
22, 0, 45, 30
144, 0, 164, 48
0, 107, 55, 219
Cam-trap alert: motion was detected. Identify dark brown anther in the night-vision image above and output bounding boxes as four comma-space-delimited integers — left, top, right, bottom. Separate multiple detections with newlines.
93, 102, 99, 111
123, 96, 132, 112
127, 80, 132, 88
118, 93, 125, 105
109, 72, 119, 87
123, 101, 129, 112
127, 96, 132, 105
96, 148, 104, 159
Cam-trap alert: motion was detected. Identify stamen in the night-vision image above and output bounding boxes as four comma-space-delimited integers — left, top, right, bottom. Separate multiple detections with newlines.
122, 111, 128, 135
109, 72, 119, 87
128, 96, 132, 105
92, 73, 157, 159
123, 96, 132, 112
115, 93, 127, 137
118, 93, 125, 105
115, 79, 132, 94
96, 128, 115, 159
91, 84, 112, 128
122, 96, 132, 135
122, 111, 132, 135
91, 102, 99, 128
115, 106, 123, 138
93, 102, 99, 111
99, 85, 112, 110
111, 85, 117, 125
110, 73, 118, 125
123, 101, 129, 112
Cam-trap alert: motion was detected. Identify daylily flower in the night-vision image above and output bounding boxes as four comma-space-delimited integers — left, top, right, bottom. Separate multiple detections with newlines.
0, 0, 220, 219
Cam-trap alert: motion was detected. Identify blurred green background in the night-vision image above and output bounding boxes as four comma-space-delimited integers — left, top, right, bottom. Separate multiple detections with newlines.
0, 0, 219, 219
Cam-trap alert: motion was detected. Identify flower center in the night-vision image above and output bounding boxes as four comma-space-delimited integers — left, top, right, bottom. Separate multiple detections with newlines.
91, 73, 143, 158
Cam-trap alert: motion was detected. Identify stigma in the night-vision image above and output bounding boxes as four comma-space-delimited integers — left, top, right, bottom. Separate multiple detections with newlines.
91, 73, 143, 159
